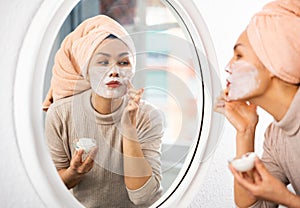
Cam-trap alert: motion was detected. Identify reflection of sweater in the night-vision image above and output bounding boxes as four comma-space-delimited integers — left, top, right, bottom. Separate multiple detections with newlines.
45, 90, 164, 208
251, 89, 300, 208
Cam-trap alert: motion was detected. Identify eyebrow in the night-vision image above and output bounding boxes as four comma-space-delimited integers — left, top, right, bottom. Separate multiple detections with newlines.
118, 52, 130, 58
233, 43, 243, 51
96, 52, 111, 57
96, 52, 130, 58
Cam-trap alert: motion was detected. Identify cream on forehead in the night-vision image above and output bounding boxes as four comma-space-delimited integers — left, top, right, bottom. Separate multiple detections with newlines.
227, 60, 260, 101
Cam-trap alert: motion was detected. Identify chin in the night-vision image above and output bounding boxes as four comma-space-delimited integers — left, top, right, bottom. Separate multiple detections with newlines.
106, 90, 127, 99
227, 92, 255, 102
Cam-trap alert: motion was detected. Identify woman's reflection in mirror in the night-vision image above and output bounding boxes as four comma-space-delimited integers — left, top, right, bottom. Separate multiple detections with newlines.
43, 15, 164, 208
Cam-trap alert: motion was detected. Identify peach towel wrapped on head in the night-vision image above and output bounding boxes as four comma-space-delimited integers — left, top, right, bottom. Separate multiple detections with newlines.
43, 15, 135, 111
247, 0, 300, 84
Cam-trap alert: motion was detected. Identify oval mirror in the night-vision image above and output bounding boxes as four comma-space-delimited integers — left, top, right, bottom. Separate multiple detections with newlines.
14, 0, 222, 207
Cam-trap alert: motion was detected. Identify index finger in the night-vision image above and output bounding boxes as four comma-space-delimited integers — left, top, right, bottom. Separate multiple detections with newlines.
229, 164, 257, 191
253, 157, 268, 179
72, 149, 84, 164
83, 147, 98, 164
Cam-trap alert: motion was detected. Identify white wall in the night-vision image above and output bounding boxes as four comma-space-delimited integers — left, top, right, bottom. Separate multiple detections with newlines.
190, 0, 272, 207
0, 0, 45, 207
0, 0, 272, 207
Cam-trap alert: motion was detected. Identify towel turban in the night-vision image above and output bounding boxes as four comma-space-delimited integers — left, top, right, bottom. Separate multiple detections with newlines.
246, 0, 300, 84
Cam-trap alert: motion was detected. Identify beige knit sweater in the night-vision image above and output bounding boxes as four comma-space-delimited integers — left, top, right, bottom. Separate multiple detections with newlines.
45, 89, 164, 208
250, 88, 300, 207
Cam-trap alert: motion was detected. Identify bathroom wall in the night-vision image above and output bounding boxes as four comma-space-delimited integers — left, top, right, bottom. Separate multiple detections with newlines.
190, 0, 272, 207
0, 0, 46, 207
0, 0, 271, 207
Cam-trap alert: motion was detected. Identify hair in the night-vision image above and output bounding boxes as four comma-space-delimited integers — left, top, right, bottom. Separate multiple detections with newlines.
105, 34, 118, 39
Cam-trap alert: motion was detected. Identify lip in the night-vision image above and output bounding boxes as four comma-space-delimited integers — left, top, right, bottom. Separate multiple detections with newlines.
106, 80, 121, 88
226, 79, 231, 87
225, 67, 232, 87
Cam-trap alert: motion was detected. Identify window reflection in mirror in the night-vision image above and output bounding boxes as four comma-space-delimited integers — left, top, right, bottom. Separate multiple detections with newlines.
44, 0, 203, 206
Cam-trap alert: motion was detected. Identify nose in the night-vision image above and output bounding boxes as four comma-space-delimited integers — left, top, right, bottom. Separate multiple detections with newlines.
225, 60, 234, 74
225, 64, 232, 74
109, 65, 120, 78
109, 72, 119, 78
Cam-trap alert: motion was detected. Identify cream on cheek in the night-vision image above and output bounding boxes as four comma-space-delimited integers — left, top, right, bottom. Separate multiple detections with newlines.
227, 60, 261, 101
88, 65, 134, 98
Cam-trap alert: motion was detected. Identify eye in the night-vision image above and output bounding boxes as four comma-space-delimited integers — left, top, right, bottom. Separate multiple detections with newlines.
236, 53, 243, 59
233, 48, 243, 60
97, 60, 109, 65
118, 60, 130, 66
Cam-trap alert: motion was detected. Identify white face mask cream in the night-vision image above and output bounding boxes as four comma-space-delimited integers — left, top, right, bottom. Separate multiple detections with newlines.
229, 152, 256, 172
74, 138, 96, 154
226, 60, 260, 101
88, 64, 134, 99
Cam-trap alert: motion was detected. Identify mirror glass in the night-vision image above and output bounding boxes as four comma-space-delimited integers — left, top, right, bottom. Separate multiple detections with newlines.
43, 0, 204, 206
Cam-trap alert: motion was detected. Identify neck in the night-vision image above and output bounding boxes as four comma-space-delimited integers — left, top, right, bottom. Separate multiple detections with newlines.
250, 79, 298, 121
91, 92, 123, 114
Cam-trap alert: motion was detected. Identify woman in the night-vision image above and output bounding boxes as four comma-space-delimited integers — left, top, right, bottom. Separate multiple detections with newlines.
215, 0, 300, 207
44, 15, 164, 208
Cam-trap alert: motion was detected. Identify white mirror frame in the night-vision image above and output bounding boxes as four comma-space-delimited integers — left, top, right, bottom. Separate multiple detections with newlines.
13, 0, 222, 207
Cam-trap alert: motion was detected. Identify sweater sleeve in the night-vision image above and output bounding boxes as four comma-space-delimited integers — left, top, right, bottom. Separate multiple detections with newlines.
45, 104, 71, 169
248, 124, 289, 208
126, 104, 164, 205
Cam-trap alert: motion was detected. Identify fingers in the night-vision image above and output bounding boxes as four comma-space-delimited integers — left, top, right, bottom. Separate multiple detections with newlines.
88, 146, 98, 160
71, 147, 98, 174
229, 163, 257, 191
73, 149, 84, 164
214, 105, 225, 114
242, 171, 255, 184
128, 88, 143, 97
126, 81, 144, 105
249, 103, 257, 109
228, 163, 239, 176
134, 88, 144, 103
252, 168, 262, 184
80, 160, 94, 173
214, 91, 226, 114
70, 149, 84, 172
218, 90, 227, 101
253, 157, 268, 179
84, 147, 98, 163
214, 100, 225, 114
128, 99, 139, 109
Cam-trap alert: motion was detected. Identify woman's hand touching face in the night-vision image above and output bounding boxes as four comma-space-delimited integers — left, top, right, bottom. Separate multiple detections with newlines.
214, 90, 258, 133
121, 80, 144, 138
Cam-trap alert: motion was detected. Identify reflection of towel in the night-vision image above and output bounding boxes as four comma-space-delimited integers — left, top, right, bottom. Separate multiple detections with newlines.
43, 15, 135, 111
247, 0, 300, 84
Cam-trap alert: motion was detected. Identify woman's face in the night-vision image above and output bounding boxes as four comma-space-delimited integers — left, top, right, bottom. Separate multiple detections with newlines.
226, 31, 272, 101
88, 37, 134, 99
